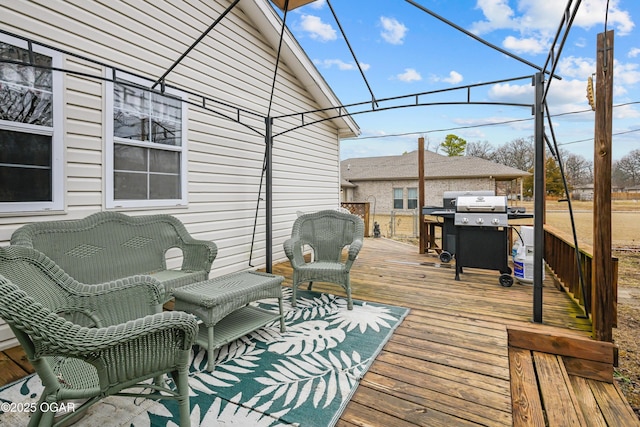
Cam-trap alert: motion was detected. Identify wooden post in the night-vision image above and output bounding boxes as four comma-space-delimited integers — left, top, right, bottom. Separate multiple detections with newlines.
592, 30, 614, 342
418, 137, 426, 254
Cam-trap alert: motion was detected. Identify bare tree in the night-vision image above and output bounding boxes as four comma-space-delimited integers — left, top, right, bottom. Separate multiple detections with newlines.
614, 149, 640, 187
493, 136, 535, 171
465, 140, 495, 160
561, 151, 593, 188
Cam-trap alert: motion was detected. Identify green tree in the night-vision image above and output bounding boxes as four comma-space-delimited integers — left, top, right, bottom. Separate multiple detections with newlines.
523, 157, 567, 197
440, 134, 467, 156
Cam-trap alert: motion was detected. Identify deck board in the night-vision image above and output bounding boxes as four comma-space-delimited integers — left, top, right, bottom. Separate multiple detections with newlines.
1, 237, 638, 426
534, 351, 585, 426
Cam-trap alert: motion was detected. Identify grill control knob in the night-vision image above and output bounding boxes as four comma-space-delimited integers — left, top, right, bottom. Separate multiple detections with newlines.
461, 217, 469, 224
476, 217, 484, 225
492, 218, 500, 225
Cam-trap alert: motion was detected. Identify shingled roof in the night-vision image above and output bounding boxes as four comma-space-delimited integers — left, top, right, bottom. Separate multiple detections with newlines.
341, 150, 530, 181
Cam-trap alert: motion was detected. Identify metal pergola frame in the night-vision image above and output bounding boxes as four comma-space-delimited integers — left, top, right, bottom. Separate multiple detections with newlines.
1, 0, 587, 324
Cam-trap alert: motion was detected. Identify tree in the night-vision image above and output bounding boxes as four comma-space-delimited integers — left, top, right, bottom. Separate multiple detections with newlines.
493, 136, 534, 171
562, 151, 593, 187
465, 140, 495, 160
523, 156, 566, 197
613, 149, 640, 187
440, 134, 467, 156
545, 156, 565, 196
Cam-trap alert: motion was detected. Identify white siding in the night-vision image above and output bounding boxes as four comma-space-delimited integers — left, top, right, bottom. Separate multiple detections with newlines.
0, 0, 348, 350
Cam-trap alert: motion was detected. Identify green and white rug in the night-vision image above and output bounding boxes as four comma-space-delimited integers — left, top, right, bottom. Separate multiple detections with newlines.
0, 288, 409, 427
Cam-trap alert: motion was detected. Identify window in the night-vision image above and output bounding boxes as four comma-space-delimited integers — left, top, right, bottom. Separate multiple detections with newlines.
393, 188, 403, 209
0, 35, 63, 212
407, 187, 418, 209
106, 73, 187, 208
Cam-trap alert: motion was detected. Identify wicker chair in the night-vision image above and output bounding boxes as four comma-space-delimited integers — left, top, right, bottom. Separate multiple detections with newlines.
283, 210, 364, 310
0, 246, 198, 427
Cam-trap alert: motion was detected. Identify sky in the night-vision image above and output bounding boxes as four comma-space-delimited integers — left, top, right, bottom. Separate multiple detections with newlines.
274, 0, 640, 162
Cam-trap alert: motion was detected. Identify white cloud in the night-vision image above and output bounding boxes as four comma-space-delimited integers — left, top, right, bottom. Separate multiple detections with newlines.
443, 71, 463, 84
557, 57, 640, 98
615, 60, 640, 86
431, 71, 464, 85
570, 0, 635, 36
488, 82, 534, 104
396, 68, 422, 82
488, 78, 607, 115
555, 59, 638, 101
612, 104, 640, 119
299, 14, 336, 42
474, 0, 634, 35
471, 0, 516, 34
471, 0, 635, 55
502, 35, 547, 55
546, 79, 595, 112
380, 17, 407, 45
558, 56, 596, 79
314, 59, 370, 71
629, 48, 640, 58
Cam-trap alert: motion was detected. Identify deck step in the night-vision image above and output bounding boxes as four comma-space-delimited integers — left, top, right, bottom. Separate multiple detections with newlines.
508, 326, 640, 426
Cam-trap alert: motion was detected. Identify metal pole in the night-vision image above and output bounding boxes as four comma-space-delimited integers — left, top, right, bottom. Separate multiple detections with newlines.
266, 116, 273, 273
418, 137, 426, 254
533, 72, 545, 323
151, 0, 241, 90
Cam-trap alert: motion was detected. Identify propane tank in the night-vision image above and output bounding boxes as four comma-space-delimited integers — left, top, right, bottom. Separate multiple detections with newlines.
514, 245, 534, 284
511, 239, 522, 264
516, 245, 547, 285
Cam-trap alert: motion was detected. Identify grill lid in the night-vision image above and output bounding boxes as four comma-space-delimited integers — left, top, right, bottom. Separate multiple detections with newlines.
456, 195, 507, 213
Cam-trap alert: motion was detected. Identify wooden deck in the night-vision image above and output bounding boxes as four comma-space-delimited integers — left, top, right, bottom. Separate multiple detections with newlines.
1, 237, 638, 426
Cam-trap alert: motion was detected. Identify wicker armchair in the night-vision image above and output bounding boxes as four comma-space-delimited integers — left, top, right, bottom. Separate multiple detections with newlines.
283, 210, 364, 310
0, 246, 198, 427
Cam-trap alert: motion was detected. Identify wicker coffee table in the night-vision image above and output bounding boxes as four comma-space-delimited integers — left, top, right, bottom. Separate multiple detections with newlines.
173, 271, 285, 371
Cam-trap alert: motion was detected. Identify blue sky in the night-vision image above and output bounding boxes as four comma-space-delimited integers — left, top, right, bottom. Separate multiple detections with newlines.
275, 0, 640, 161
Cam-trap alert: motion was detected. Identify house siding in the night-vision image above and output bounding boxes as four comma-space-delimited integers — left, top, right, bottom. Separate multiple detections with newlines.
0, 0, 346, 349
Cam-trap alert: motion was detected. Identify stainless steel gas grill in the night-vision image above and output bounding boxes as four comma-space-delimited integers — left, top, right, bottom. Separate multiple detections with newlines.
422, 190, 494, 263
453, 195, 514, 286
454, 195, 509, 227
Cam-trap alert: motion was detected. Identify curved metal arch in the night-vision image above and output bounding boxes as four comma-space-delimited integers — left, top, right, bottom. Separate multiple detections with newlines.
272, 100, 534, 138
182, 98, 265, 137
272, 74, 536, 123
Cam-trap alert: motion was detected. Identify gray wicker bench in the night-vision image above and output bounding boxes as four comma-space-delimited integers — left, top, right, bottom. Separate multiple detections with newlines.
173, 271, 285, 371
10, 211, 217, 303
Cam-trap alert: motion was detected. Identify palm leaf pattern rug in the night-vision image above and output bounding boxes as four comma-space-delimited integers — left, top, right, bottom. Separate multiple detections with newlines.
0, 288, 409, 427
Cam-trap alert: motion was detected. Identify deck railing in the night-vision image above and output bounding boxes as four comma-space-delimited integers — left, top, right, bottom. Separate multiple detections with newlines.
543, 224, 618, 336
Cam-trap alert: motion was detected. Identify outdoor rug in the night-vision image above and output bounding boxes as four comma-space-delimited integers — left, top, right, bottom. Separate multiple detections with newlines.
0, 287, 409, 427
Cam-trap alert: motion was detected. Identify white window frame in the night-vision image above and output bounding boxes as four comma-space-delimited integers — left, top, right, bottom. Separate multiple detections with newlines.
407, 187, 418, 209
0, 34, 64, 213
105, 71, 188, 209
393, 188, 404, 210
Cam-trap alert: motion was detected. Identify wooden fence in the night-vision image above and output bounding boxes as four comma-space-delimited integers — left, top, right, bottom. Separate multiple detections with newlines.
341, 202, 371, 237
